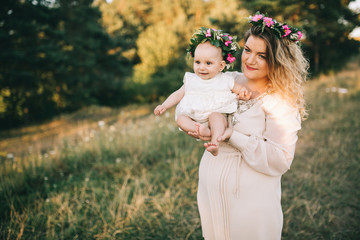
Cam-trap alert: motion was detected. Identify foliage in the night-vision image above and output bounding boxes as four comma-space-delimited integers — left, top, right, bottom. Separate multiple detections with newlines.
133, 22, 182, 84
0, 0, 131, 129
0, 63, 359, 239
1, 0, 360, 128
248, 11, 303, 42
299, 0, 360, 74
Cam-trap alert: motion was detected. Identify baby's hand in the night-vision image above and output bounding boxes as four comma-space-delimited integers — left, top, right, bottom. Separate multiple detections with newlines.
238, 87, 252, 100
154, 105, 166, 116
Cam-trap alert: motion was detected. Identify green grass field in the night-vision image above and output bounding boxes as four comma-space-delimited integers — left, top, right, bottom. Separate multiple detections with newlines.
1, 61, 359, 239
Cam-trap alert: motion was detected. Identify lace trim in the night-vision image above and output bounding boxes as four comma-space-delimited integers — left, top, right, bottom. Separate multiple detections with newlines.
232, 93, 267, 126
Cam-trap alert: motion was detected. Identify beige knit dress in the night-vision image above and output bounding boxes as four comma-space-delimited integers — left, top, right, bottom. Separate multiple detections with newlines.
197, 93, 301, 240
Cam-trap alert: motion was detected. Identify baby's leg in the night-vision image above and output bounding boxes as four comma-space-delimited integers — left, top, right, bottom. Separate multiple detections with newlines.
176, 115, 210, 137
205, 112, 227, 156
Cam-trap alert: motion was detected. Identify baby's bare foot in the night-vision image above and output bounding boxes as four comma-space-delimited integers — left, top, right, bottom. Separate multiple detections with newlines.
197, 123, 211, 137
206, 142, 219, 156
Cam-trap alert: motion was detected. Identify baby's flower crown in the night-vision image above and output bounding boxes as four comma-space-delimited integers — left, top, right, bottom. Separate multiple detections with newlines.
249, 12, 303, 44
187, 27, 240, 68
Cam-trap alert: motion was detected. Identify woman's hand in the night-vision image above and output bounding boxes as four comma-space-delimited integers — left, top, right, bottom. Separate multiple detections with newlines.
187, 125, 211, 141
187, 131, 211, 141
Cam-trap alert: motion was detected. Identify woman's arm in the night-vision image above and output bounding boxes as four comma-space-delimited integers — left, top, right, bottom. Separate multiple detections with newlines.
224, 98, 301, 176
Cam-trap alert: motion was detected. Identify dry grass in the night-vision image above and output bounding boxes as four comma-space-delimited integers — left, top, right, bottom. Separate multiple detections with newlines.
0, 60, 359, 239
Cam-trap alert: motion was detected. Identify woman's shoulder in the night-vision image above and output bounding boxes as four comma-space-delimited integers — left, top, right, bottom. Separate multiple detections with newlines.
261, 93, 299, 117
261, 94, 301, 129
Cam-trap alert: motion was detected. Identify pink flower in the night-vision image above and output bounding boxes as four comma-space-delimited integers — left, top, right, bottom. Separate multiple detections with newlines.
297, 31, 303, 40
225, 40, 232, 46
282, 25, 291, 37
252, 14, 263, 22
205, 29, 211, 37
263, 17, 274, 27
223, 35, 233, 46
227, 53, 236, 63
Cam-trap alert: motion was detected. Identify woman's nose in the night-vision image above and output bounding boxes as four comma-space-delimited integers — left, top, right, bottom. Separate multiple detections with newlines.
246, 54, 256, 64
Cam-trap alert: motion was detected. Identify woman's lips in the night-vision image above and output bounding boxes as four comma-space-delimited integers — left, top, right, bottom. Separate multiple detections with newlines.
246, 65, 257, 71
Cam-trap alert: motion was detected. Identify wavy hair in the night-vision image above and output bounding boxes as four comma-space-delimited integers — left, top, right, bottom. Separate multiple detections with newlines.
244, 25, 309, 120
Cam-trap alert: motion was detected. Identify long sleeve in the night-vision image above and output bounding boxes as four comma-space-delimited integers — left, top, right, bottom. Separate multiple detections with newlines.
228, 95, 301, 176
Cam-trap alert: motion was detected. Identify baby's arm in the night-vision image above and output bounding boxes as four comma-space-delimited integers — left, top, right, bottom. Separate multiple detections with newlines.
154, 85, 185, 116
232, 82, 252, 100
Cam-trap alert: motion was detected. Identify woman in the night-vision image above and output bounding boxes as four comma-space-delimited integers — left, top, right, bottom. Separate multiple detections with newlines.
190, 13, 309, 239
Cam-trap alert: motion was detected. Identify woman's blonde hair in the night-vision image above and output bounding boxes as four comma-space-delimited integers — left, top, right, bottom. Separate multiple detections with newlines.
244, 26, 309, 120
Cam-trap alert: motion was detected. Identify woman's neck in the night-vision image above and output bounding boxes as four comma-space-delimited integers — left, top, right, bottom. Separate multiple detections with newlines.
246, 79, 270, 99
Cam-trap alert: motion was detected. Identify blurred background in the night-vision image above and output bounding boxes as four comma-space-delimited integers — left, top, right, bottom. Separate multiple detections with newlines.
0, 0, 359, 129
0, 0, 359, 239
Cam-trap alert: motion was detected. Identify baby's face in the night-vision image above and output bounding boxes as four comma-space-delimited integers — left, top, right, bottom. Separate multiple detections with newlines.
193, 42, 225, 80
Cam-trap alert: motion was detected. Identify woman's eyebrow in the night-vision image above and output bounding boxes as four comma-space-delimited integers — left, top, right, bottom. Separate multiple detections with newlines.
245, 44, 266, 55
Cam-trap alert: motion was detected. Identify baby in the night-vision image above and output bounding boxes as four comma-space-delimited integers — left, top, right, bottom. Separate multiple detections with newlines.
154, 28, 251, 156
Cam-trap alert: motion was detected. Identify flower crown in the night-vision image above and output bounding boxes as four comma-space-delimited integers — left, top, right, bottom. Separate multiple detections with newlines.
248, 12, 303, 43
187, 27, 240, 68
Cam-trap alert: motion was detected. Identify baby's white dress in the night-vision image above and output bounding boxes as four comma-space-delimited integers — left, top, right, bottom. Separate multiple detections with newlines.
175, 72, 237, 123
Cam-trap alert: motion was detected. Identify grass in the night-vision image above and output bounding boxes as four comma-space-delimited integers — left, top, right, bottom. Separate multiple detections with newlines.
0, 61, 360, 239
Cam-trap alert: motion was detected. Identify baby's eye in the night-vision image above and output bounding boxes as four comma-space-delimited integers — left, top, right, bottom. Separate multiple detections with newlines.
207, 62, 212, 65
244, 48, 250, 52
195, 61, 200, 64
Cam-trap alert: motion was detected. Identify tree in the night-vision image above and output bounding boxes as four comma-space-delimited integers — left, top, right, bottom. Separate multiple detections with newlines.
0, 0, 131, 129
0, 0, 62, 127
55, 0, 131, 107
298, 0, 360, 74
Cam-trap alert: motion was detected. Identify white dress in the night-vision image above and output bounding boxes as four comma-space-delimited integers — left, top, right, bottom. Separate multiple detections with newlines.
197, 90, 301, 239
175, 72, 238, 123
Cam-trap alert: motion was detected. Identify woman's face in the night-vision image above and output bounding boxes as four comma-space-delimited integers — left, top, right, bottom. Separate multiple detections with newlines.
241, 35, 269, 82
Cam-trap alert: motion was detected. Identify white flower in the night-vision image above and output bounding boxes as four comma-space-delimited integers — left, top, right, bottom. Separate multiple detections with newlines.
116, 158, 121, 163
98, 121, 105, 128
337, 88, 348, 94
6, 153, 14, 159
290, 33, 298, 40
109, 125, 116, 132
44, 176, 48, 181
